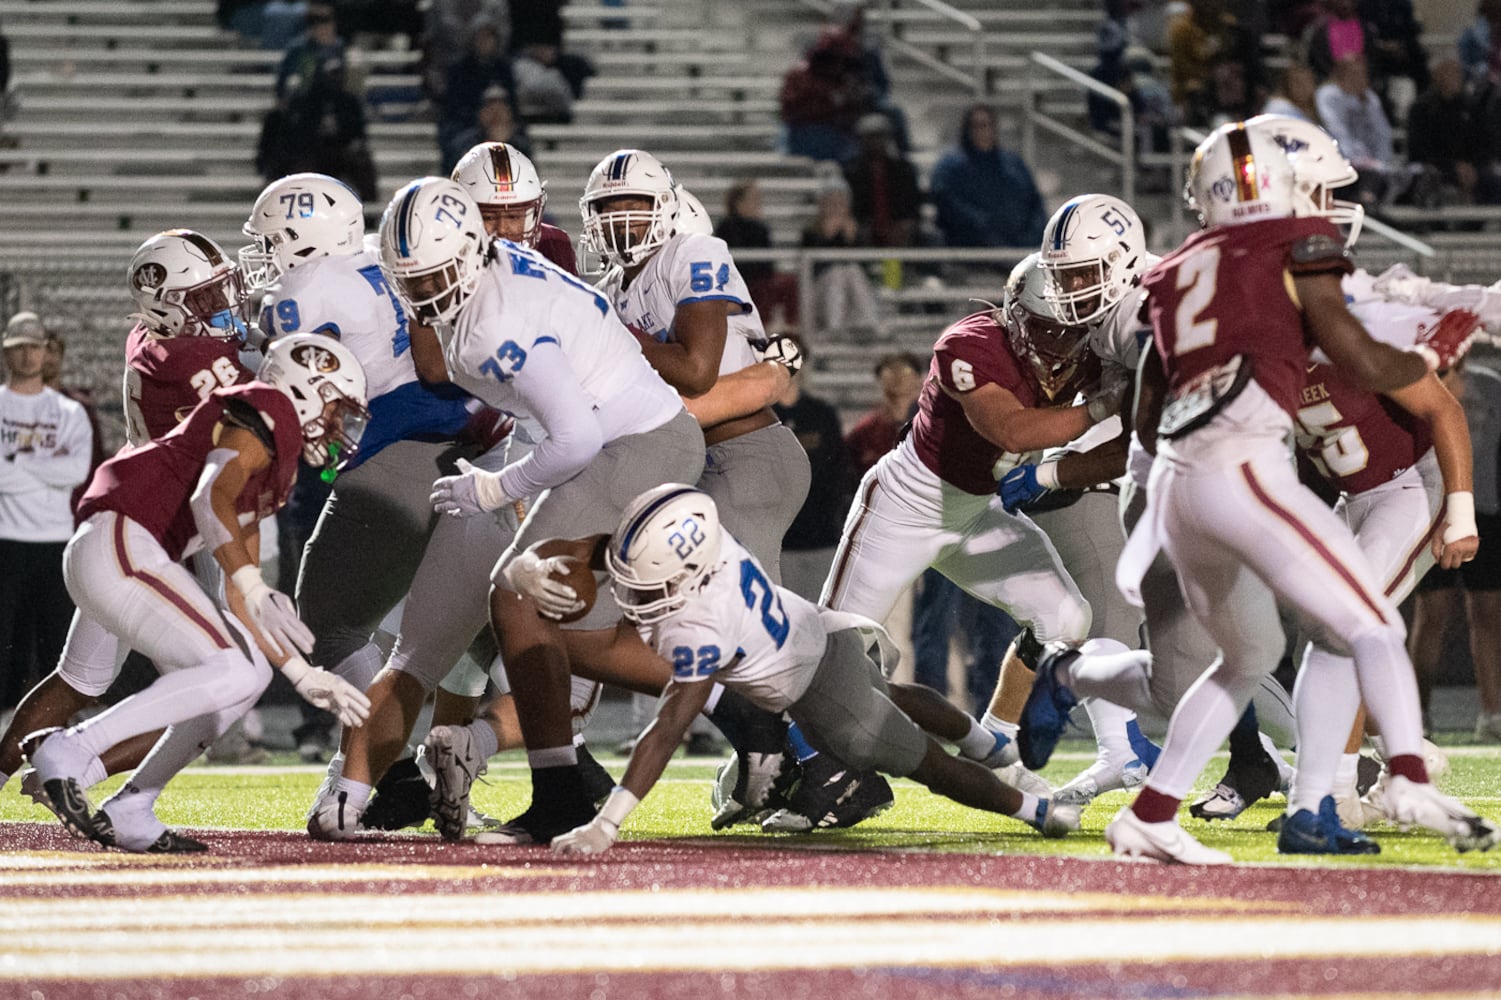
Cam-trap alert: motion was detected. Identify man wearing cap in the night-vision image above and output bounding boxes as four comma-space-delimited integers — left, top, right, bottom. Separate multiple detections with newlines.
0, 312, 94, 709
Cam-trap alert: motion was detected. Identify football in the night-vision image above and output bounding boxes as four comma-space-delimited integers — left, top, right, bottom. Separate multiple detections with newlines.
533, 538, 597, 624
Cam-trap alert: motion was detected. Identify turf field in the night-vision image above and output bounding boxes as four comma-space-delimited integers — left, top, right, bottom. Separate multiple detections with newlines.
4, 739, 1500, 999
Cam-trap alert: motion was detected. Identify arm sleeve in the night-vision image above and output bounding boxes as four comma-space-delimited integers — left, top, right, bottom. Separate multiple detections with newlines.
14, 404, 94, 488
497, 340, 604, 499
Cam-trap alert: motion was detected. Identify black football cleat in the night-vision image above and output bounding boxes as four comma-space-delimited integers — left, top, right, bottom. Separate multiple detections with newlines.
361, 756, 433, 832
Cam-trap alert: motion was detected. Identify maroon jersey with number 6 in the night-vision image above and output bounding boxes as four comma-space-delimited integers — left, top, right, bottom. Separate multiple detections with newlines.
1144, 216, 1352, 420
123, 323, 253, 445
78, 383, 302, 561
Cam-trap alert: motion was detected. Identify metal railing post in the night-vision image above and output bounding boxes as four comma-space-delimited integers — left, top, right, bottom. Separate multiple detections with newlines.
1022, 54, 1036, 168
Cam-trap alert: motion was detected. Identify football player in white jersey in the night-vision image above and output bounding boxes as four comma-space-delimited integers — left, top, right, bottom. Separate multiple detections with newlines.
498, 485, 1081, 855
374, 176, 710, 845
581, 149, 811, 583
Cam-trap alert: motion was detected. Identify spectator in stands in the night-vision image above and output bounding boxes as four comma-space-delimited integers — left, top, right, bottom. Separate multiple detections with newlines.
437, 15, 518, 177
1460, 0, 1501, 87
844, 351, 923, 476
929, 103, 1047, 249
1303, 0, 1369, 80
716, 178, 800, 336
510, 0, 594, 99
424, 0, 511, 99
800, 168, 882, 340
771, 339, 855, 602
1166, 0, 1264, 127
441, 84, 532, 173
511, 43, 576, 125
824, 0, 911, 153
1408, 361, 1501, 742
1359, 0, 1430, 111
0, 312, 92, 712
1316, 53, 1403, 204
275, 2, 345, 102
779, 26, 871, 163
842, 113, 921, 249
257, 54, 377, 200
1090, 26, 1177, 156
1262, 62, 1322, 122
1407, 58, 1481, 205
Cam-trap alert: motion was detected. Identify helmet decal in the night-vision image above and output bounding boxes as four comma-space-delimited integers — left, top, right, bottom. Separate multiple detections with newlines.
619, 485, 699, 560
489, 144, 517, 194
290, 341, 343, 374
608, 152, 634, 182
394, 182, 420, 258
1227, 124, 1259, 203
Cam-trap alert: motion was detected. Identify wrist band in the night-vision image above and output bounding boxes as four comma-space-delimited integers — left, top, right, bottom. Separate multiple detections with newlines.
599, 786, 640, 828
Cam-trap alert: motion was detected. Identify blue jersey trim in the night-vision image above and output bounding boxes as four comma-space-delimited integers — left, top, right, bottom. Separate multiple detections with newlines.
342, 380, 475, 470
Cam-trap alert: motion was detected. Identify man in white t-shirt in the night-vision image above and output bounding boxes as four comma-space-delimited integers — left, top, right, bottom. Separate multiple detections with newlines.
0, 311, 93, 710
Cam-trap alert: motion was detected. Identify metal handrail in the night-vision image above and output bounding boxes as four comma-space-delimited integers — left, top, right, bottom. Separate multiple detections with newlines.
1023, 51, 1134, 205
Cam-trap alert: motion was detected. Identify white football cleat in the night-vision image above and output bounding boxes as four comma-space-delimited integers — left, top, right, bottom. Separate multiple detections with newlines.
1377, 775, 1498, 853
424, 725, 487, 843
977, 729, 1020, 770
1105, 807, 1232, 865
306, 790, 366, 841
18, 767, 61, 820
996, 760, 1053, 799
1030, 799, 1081, 838
1054, 755, 1149, 807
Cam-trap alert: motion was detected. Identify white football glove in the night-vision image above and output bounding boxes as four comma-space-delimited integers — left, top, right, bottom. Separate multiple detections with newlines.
230, 567, 314, 658
280, 656, 372, 729
756, 335, 804, 375
431, 458, 510, 517
551, 814, 620, 856
501, 547, 585, 620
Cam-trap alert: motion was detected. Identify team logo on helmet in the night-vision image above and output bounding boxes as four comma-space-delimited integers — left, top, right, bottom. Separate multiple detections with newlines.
291, 341, 342, 373
132, 263, 167, 291
1209, 176, 1236, 202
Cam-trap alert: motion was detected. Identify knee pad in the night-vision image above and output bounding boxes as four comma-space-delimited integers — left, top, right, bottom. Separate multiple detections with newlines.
438, 655, 490, 700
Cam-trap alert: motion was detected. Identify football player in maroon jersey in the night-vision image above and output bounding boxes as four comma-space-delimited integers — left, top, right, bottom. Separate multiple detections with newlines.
23, 335, 372, 853
1104, 121, 1495, 862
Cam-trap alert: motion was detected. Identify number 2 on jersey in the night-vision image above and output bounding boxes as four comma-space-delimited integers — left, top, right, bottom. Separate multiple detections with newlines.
1172, 245, 1221, 355
738, 559, 788, 648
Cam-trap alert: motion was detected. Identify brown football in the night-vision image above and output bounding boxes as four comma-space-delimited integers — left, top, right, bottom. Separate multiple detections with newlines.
532, 538, 597, 624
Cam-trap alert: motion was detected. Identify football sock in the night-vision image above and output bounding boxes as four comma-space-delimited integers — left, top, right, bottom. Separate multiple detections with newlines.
981, 714, 1019, 740
786, 724, 819, 764
1081, 697, 1137, 764
1131, 786, 1181, 824
527, 745, 577, 770
1290, 642, 1360, 813
1125, 717, 1160, 769
467, 720, 500, 762
1350, 627, 1427, 763
1066, 641, 1153, 714
331, 777, 372, 814
956, 717, 998, 761
1009, 790, 1041, 824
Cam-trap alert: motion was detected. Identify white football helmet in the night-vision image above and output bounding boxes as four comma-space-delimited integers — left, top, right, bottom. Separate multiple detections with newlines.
1186, 120, 1298, 230
258, 332, 370, 468
1245, 113, 1364, 246
451, 142, 548, 248
673, 186, 714, 236
240, 173, 365, 289
128, 230, 249, 341
606, 484, 723, 625
1038, 193, 1146, 327
378, 177, 490, 327
1003, 252, 1093, 402
579, 149, 679, 268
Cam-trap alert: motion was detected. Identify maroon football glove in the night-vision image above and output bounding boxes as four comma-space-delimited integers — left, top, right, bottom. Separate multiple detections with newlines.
1414, 309, 1481, 373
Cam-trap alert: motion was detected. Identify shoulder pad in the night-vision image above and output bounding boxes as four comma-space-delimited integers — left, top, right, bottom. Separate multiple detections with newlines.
1287, 233, 1354, 276
220, 394, 277, 451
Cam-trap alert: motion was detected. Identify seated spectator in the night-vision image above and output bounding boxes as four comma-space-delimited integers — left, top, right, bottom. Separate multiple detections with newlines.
1459, 0, 1501, 87
842, 114, 922, 249
1262, 62, 1322, 122
825, 0, 911, 152
779, 26, 871, 163
1091, 31, 1177, 156
716, 179, 800, 335
510, 0, 594, 99
275, 2, 344, 102
1407, 58, 1480, 204
257, 54, 376, 199
800, 170, 882, 339
1167, 0, 1264, 127
424, 0, 511, 99
929, 104, 1046, 249
437, 15, 517, 176
1303, 0, 1369, 81
442, 84, 532, 173
1315, 53, 1406, 204
512, 43, 575, 125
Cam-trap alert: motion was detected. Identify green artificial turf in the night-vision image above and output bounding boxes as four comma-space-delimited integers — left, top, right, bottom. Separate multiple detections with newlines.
4, 738, 1499, 869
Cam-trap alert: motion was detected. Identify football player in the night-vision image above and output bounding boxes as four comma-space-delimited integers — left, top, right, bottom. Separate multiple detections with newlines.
499, 486, 1081, 856
1103, 122, 1495, 863
0, 231, 258, 801
25, 335, 371, 853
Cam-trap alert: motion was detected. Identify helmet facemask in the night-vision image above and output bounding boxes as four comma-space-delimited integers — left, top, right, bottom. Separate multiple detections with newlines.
1005, 298, 1091, 401
1041, 257, 1115, 326
300, 383, 370, 469
167, 266, 250, 341
583, 193, 675, 268
391, 247, 481, 327
481, 196, 546, 248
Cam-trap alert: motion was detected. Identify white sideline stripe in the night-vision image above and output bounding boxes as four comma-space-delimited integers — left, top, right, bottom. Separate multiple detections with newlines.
0, 888, 1497, 980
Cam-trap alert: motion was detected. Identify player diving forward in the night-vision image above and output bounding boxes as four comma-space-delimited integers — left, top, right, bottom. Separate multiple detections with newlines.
497, 485, 1081, 855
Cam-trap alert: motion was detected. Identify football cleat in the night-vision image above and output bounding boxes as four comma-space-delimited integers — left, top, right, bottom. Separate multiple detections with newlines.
92, 810, 210, 854
759, 753, 863, 832
576, 743, 617, 807
977, 729, 1020, 770
825, 771, 894, 829
473, 796, 598, 846
361, 756, 433, 832
1028, 798, 1082, 838
711, 749, 796, 830
1017, 645, 1080, 770
27, 729, 104, 841
18, 768, 61, 820
1377, 775, 1499, 853
306, 790, 365, 841
424, 725, 488, 842
1188, 752, 1282, 821
1054, 755, 1149, 807
41, 777, 103, 842
996, 760, 1053, 798
1105, 807, 1232, 865
1277, 796, 1380, 855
